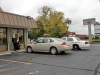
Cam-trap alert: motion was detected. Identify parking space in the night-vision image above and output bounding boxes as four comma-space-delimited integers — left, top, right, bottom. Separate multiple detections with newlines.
0, 61, 95, 75
0, 44, 100, 75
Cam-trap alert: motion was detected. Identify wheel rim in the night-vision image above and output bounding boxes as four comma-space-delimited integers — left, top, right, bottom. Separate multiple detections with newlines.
74, 46, 77, 49
74, 45, 78, 50
51, 48, 57, 54
27, 47, 32, 53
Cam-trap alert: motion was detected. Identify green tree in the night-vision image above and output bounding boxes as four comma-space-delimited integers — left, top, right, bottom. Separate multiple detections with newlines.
65, 18, 72, 24
95, 36, 99, 39
37, 6, 72, 37
28, 20, 44, 39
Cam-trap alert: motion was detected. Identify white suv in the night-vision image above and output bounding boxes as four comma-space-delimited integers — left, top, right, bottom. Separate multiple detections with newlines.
61, 36, 90, 50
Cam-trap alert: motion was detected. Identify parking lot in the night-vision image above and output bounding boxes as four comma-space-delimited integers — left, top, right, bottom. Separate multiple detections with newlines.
0, 44, 100, 75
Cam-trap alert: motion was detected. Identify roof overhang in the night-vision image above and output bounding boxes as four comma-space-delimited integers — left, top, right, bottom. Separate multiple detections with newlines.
0, 7, 37, 28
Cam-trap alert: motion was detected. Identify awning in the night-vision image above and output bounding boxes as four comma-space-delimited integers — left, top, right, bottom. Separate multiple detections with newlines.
0, 7, 37, 28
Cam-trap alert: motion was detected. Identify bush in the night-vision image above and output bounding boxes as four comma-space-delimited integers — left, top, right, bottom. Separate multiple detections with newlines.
92, 39, 100, 43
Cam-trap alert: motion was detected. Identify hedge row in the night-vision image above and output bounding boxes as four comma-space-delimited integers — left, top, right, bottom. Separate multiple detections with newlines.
92, 39, 100, 43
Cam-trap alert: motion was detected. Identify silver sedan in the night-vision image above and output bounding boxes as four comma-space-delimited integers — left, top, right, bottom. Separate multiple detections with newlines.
26, 38, 72, 55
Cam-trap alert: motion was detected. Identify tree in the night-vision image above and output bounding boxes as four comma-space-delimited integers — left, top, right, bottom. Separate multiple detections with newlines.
95, 36, 99, 39
28, 28, 38, 39
28, 20, 44, 39
65, 18, 71, 31
65, 18, 72, 25
37, 6, 72, 37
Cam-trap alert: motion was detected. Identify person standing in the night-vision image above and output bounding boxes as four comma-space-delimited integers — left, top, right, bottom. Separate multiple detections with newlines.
16, 40, 21, 50
12, 38, 17, 51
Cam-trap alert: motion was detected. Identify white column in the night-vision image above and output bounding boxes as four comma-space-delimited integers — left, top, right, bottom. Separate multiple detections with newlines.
7, 27, 12, 51
24, 29, 28, 47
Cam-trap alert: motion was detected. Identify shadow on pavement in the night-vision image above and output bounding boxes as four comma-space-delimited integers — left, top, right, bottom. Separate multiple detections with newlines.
73, 49, 90, 51
26, 51, 73, 56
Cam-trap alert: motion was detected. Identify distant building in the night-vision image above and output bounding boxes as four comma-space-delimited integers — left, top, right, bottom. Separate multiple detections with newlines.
66, 32, 76, 36
66, 31, 94, 40
43, 34, 50, 38
94, 22, 100, 36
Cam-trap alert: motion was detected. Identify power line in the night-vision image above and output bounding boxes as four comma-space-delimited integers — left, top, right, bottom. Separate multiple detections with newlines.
94, 11, 100, 17
69, 10, 100, 30
69, 23, 82, 30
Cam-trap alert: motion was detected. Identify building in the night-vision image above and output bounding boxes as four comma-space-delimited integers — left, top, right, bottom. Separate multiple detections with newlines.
0, 7, 37, 52
94, 22, 100, 36
66, 31, 76, 36
66, 31, 86, 39
43, 34, 50, 38
66, 31, 94, 40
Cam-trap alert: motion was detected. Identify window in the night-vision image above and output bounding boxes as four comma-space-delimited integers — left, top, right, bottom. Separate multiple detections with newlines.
43, 39, 52, 43
61, 37, 66, 40
38, 39, 54, 43
67, 38, 73, 41
0, 28, 7, 45
19, 29, 24, 43
37, 39, 43, 43
43, 39, 49, 43
50, 39, 54, 42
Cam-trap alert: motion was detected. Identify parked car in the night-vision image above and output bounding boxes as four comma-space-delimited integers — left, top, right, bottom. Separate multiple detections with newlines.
28, 39, 34, 43
61, 36, 90, 50
26, 38, 72, 55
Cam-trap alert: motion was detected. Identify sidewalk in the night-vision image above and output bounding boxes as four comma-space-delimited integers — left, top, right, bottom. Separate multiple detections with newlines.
0, 49, 26, 56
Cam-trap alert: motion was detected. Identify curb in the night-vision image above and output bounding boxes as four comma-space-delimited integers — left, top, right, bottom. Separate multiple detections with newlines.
16, 50, 26, 53
0, 52, 11, 56
0, 50, 26, 56
10, 50, 26, 53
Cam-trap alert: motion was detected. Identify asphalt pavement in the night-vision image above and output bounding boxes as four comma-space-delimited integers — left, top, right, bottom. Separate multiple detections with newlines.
0, 44, 100, 75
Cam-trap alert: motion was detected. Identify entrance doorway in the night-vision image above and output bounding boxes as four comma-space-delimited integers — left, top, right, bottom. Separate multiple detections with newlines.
13, 33, 19, 40
15, 33, 19, 40
12, 29, 25, 49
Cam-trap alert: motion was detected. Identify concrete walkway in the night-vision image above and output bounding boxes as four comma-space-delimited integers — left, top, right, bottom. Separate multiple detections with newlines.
0, 49, 26, 56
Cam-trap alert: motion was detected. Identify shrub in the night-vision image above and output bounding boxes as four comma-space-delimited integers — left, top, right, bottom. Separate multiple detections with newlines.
92, 39, 100, 43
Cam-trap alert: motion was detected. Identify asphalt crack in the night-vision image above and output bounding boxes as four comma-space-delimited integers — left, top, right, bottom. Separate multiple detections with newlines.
31, 61, 94, 72
93, 62, 100, 75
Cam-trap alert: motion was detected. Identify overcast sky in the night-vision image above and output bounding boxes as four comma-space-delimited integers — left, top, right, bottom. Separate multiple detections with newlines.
0, 0, 100, 34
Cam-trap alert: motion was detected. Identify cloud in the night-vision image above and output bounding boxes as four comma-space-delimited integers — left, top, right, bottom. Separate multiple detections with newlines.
0, 0, 99, 34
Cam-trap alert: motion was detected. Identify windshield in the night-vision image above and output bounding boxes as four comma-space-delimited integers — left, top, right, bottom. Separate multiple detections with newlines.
75, 37, 81, 41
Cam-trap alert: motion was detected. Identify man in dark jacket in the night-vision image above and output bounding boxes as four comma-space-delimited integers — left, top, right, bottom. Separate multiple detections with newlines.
12, 38, 17, 51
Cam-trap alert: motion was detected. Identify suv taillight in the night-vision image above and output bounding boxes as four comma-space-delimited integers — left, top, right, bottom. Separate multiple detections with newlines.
61, 42, 66, 45
85, 41, 88, 44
